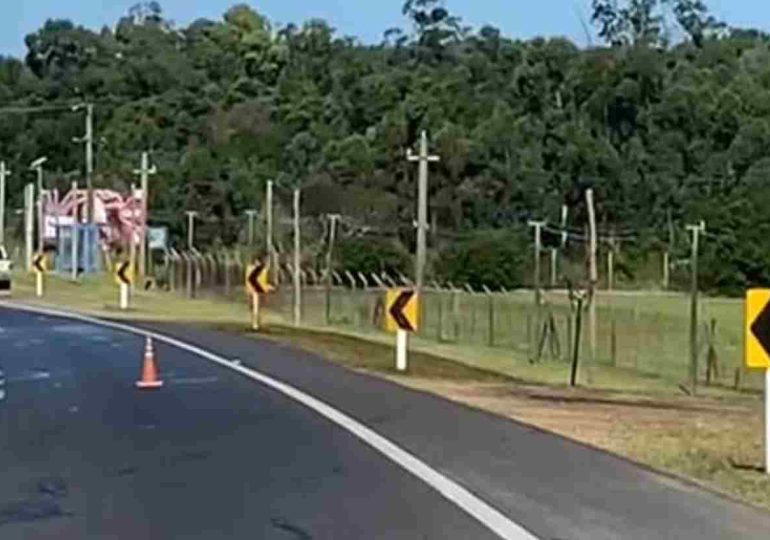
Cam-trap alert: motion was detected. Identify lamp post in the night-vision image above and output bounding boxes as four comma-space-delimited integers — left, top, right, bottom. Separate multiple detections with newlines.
29, 157, 48, 253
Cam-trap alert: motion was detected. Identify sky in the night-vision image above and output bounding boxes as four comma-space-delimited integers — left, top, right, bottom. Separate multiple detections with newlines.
1, 0, 768, 58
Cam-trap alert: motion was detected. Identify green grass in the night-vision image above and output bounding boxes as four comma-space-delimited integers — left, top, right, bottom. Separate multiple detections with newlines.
8, 270, 760, 397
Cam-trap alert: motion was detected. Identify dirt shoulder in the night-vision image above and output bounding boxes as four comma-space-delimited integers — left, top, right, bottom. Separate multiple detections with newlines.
253, 325, 770, 512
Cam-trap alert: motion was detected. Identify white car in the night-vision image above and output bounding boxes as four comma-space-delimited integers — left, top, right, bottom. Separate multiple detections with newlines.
0, 246, 11, 296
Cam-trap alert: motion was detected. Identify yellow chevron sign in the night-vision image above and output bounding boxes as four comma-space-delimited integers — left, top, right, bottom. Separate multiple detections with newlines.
746, 289, 770, 369
385, 289, 419, 333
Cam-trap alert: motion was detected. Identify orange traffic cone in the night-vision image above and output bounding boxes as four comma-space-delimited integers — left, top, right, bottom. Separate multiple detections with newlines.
136, 336, 164, 389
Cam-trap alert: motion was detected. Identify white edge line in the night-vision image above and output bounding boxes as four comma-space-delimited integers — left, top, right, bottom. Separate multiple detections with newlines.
1, 302, 538, 540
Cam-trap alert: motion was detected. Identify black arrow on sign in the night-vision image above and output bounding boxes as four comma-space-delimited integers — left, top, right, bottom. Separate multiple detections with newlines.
117, 262, 131, 285
33, 255, 45, 273
248, 262, 267, 294
751, 299, 770, 357
390, 290, 416, 332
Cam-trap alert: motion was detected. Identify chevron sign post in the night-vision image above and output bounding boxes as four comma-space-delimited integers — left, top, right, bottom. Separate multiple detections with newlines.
385, 288, 419, 372
115, 261, 133, 310
746, 289, 770, 475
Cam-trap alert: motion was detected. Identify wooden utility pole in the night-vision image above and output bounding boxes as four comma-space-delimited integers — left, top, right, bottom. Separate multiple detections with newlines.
0, 161, 10, 246
687, 221, 706, 395
585, 189, 598, 363
133, 151, 156, 279
324, 214, 340, 324
266, 180, 275, 283
407, 130, 440, 291
293, 187, 302, 326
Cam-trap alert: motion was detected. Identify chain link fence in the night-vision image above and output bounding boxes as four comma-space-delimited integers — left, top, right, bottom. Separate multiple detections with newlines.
149, 249, 758, 394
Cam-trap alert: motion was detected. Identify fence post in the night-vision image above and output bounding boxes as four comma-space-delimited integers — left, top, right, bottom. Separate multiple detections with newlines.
450, 283, 460, 341
308, 267, 318, 286
182, 252, 192, 298
223, 251, 231, 297
465, 284, 476, 341
436, 286, 444, 341
166, 250, 175, 293
206, 253, 216, 291
483, 285, 495, 347
370, 273, 384, 289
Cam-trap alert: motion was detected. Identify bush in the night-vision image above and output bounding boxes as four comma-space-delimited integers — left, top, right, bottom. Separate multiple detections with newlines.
336, 237, 411, 277
435, 229, 529, 290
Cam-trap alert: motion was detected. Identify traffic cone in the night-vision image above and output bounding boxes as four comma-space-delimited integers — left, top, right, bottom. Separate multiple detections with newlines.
136, 336, 164, 389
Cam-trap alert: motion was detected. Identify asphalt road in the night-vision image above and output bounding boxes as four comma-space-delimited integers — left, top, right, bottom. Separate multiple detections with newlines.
1, 306, 770, 539
0, 308, 497, 539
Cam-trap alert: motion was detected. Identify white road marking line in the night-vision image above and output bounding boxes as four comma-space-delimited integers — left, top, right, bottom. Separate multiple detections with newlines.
0, 302, 538, 540
8, 370, 51, 383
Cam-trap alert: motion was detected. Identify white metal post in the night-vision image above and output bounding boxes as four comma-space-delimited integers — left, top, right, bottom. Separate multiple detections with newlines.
396, 329, 408, 372
252, 292, 260, 331
766, 368, 770, 475
120, 283, 129, 310
36, 271, 43, 297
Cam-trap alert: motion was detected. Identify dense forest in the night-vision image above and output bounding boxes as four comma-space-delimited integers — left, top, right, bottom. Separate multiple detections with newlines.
0, 0, 769, 293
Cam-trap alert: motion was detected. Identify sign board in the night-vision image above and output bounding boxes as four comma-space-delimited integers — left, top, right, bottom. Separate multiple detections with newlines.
245, 262, 270, 295
115, 261, 134, 286
147, 227, 168, 250
385, 289, 419, 333
33, 254, 47, 274
746, 289, 770, 369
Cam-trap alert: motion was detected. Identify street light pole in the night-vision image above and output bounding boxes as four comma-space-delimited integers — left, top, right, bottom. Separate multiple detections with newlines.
29, 157, 48, 253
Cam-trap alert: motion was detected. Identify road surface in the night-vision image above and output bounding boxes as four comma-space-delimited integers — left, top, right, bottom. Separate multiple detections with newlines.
0, 306, 769, 539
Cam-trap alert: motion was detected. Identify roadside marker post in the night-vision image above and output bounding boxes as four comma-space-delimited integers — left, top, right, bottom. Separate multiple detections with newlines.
745, 289, 770, 475
245, 261, 271, 331
32, 253, 46, 297
385, 288, 419, 372
115, 261, 133, 311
